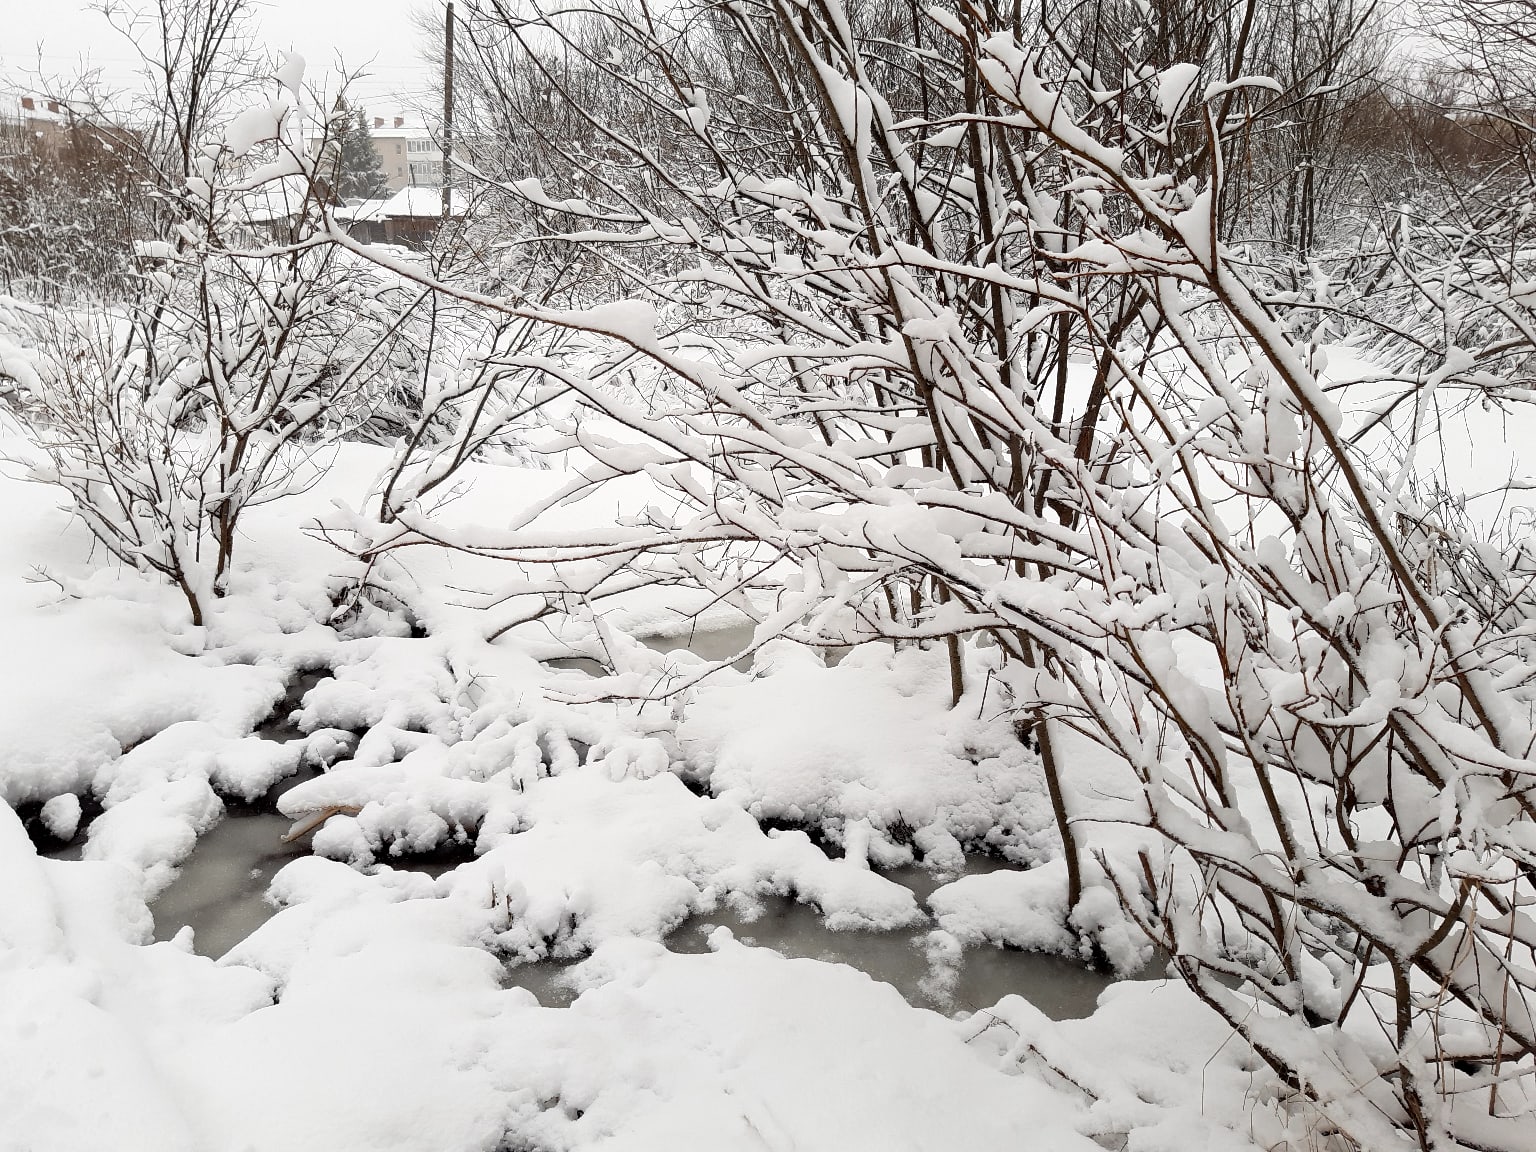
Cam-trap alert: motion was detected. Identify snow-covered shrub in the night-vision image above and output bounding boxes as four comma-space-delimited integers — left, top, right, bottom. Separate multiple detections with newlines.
0, 119, 147, 302
319, 1, 1536, 1145
362, 308, 571, 522
9, 62, 427, 625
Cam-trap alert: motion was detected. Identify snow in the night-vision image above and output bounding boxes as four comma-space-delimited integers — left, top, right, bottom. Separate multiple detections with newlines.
931, 861, 1077, 955
481, 935, 1102, 1150
5, 238, 1530, 1151
10, 797, 1120, 1152
2, 402, 1516, 1151
0, 779, 1271, 1152
0, 426, 1233, 1152
224, 99, 291, 157
677, 640, 1062, 863
275, 52, 306, 103
378, 185, 470, 219
9, 2, 1536, 1145
0, 449, 298, 807
334, 196, 391, 222
10, 266, 1524, 1148
38, 792, 81, 840
1156, 62, 1202, 120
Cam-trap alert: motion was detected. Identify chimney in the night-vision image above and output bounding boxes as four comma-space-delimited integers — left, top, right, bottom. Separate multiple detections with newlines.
374, 117, 384, 129
20, 97, 34, 111
394, 116, 404, 128
47, 100, 59, 114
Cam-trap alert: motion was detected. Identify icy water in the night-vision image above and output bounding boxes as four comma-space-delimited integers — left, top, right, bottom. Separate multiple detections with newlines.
50, 648, 1139, 1020
144, 809, 1128, 1020
644, 624, 758, 665
671, 864, 1121, 1019
146, 670, 469, 957
548, 623, 863, 676
149, 809, 307, 955
513, 629, 1135, 1018
146, 805, 472, 957
544, 627, 759, 676
644, 624, 869, 668
504, 859, 1130, 1019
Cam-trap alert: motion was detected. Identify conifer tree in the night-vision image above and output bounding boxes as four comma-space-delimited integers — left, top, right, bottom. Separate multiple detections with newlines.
324, 101, 389, 200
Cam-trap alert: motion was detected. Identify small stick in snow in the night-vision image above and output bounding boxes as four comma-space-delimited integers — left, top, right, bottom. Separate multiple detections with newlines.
281, 805, 362, 843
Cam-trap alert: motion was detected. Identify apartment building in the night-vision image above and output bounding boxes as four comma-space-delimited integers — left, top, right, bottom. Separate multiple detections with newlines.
368, 114, 444, 192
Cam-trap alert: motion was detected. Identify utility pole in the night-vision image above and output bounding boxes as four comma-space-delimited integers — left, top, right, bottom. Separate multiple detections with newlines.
442, 0, 455, 222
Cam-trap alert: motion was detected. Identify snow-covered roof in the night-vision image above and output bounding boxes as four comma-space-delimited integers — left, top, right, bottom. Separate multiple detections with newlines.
378, 186, 469, 219
367, 112, 433, 140
371, 125, 434, 141
238, 175, 320, 223
0, 92, 67, 125
334, 197, 391, 223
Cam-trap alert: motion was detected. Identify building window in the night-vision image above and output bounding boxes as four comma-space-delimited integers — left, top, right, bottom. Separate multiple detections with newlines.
407, 139, 434, 153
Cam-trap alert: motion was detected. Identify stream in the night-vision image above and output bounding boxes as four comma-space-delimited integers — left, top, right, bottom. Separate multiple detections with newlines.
149, 812, 1132, 1018
550, 621, 861, 675
46, 645, 1150, 1020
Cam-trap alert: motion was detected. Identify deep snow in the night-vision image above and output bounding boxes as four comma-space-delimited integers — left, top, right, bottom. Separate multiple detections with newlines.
0, 429, 1317, 1152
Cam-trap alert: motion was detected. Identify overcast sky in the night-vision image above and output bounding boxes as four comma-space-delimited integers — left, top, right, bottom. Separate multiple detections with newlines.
5, 1, 440, 114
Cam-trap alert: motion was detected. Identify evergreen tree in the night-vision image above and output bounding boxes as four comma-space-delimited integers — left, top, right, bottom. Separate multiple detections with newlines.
323, 101, 389, 200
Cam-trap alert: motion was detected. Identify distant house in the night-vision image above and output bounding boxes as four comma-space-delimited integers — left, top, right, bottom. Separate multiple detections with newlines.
0, 93, 69, 152
380, 186, 467, 247
334, 196, 391, 244
0, 92, 138, 166
335, 187, 467, 249
238, 175, 334, 244
307, 110, 454, 195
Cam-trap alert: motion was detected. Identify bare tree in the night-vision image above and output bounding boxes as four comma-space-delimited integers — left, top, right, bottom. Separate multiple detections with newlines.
9, 39, 429, 625
314, 2, 1536, 1146
93, 0, 265, 187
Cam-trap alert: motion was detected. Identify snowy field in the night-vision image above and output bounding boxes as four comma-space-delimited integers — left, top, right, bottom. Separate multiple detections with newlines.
0, 426, 1315, 1152
8, 0, 1536, 1141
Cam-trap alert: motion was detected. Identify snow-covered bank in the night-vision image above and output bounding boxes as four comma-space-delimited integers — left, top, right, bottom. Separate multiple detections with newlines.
0, 431, 1301, 1152
4, 785, 1272, 1152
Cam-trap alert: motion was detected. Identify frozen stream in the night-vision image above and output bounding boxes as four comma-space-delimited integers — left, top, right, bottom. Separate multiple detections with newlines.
148, 815, 1129, 1018
664, 875, 1124, 1019
60, 643, 1146, 1020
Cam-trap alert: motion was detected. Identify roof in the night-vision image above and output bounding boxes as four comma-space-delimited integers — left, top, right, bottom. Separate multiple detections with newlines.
238, 175, 321, 223
370, 125, 434, 140
334, 197, 392, 222
367, 112, 433, 140
1, 93, 68, 125
378, 186, 468, 219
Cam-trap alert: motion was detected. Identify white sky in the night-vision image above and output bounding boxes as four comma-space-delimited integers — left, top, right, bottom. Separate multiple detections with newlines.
5, 1, 441, 115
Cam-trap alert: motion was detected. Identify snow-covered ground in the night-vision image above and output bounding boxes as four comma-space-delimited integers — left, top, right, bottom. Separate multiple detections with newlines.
0, 430, 1325, 1151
